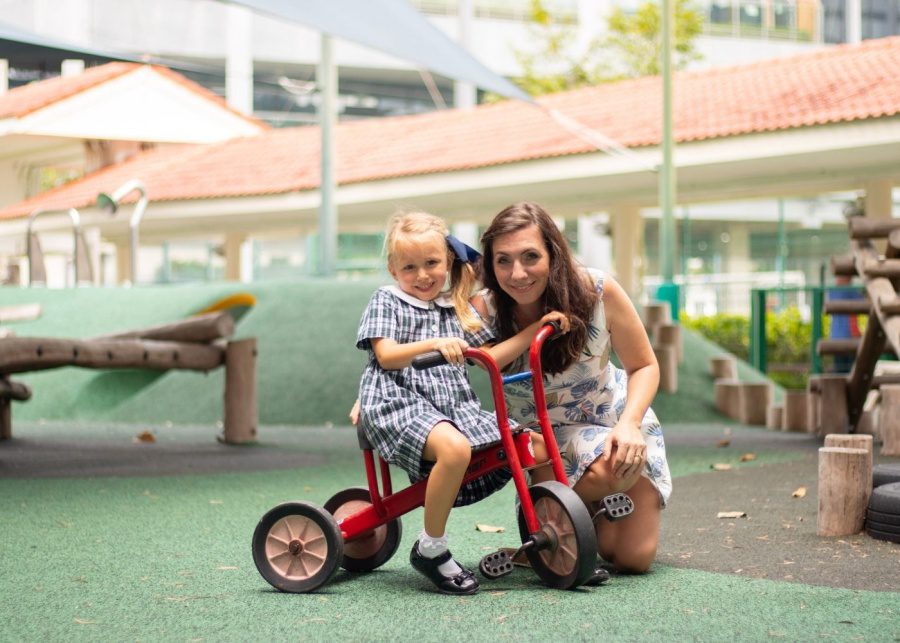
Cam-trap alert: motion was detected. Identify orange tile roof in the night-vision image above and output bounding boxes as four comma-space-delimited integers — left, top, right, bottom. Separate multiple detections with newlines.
2, 36, 899, 220
0, 61, 267, 128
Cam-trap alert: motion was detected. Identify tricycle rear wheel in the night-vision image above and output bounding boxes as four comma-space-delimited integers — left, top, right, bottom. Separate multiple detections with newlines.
324, 487, 402, 572
517, 481, 597, 589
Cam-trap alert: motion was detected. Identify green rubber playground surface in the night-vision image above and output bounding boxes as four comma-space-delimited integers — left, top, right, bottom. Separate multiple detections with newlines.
1, 282, 897, 641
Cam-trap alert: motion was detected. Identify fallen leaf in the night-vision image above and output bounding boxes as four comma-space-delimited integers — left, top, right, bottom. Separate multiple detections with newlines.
792, 486, 807, 498
739, 453, 756, 462
489, 591, 506, 597
217, 566, 239, 570
717, 511, 747, 519
711, 463, 733, 471
74, 618, 96, 625
475, 523, 505, 533
134, 431, 156, 443
716, 439, 731, 448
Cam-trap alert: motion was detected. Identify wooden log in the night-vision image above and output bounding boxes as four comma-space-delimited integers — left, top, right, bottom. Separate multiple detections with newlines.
816, 338, 860, 355
223, 338, 257, 444
881, 384, 900, 456
0, 303, 42, 323
862, 258, 900, 278
766, 404, 783, 430
710, 355, 737, 380
655, 323, 683, 362
0, 398, 9, 440
830, 254, 857, 277
654, 344, 677, 393
823, 298, 870, 315
0, 377, 32, 401
849, 217, 900, 239
782, 390, 808, 432
91, 312, 235, 344
0, 337, 225, 374
817, 446, 869, 537
738, 382, 771, 425
818, 374, 849, 436
824, 434, 874, 509
806, 376, 821, 434
714, 378, 741, 419
642, 302, 671, 332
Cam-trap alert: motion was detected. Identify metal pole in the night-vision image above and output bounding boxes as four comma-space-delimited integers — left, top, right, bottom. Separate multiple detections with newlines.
657, 0, 679, 320
318, 34, 337, 276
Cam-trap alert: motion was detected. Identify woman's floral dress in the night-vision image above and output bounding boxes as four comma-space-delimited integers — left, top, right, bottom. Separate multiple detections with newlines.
478, 269, 672, 506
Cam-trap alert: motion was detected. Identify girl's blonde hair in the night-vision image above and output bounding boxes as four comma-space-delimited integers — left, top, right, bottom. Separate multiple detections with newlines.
385, 211, 481, 332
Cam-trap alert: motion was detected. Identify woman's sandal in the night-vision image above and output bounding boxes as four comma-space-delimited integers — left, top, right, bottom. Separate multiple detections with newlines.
410, 542, 479, 595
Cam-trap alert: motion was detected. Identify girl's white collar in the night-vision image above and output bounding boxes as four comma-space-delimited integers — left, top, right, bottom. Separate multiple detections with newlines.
385, 284, 453, 310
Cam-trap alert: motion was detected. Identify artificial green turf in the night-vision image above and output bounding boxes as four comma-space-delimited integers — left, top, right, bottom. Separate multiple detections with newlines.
1, 281, 776, 428
2, 424, 895, 642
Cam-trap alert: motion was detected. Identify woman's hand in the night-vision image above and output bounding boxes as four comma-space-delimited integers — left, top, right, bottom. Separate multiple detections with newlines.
539, 311, 570, 334
433, 337, 469, 365
602, 419, 645, 479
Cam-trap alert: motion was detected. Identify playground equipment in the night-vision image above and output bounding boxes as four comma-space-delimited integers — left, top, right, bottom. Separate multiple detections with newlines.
251, 323, 634, 594
0, 311, 256, 443
26, 207, 93, 287
97, 179, 148, 285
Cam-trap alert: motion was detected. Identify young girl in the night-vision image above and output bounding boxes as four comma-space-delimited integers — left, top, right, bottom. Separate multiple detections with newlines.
356, 211, 565, 595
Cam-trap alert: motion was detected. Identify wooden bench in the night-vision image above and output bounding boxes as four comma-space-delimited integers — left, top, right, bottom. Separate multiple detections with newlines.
0, 311, 257, 444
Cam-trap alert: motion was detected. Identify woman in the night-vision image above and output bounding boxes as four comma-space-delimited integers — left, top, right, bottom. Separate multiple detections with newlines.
473, 202, 672, 574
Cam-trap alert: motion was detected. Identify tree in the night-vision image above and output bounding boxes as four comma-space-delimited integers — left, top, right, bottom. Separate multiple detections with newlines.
512, 0, 704, 96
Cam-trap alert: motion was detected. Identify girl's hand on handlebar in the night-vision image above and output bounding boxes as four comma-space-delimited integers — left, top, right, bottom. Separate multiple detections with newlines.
540, 311, 570, 334
433, 337, 469, 365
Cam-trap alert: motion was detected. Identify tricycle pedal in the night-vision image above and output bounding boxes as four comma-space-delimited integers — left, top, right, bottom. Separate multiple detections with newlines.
592, 493, 634, 522
479, 550, 515, 579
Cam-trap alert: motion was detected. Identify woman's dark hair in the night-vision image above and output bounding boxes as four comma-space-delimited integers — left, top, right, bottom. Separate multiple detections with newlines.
481, 202, 598, 374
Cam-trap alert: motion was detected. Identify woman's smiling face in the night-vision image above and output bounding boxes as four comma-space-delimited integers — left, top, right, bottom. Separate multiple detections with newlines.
491, 224, 550, 309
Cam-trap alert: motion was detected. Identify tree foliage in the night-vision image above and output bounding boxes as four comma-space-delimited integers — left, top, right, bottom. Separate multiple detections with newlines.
512, 0, 704, 96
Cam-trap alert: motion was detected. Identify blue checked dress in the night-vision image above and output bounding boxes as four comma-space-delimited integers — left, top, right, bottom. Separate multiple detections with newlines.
356, 285, 512, 506
478, 269, 672, 506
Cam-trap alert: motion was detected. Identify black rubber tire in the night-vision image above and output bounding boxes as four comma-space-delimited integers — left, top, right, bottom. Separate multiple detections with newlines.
323, 487, 402, 573
865, 526, 900, 544
872, 463, 900, 488
517, 481, 597, 590
868, 482, 900, 514
252, 501, 343, 593
867, 509, 900, 527
864, 518, 900, 534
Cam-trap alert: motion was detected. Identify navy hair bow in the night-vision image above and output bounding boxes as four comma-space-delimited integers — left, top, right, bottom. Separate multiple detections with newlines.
446, 235, 482, 264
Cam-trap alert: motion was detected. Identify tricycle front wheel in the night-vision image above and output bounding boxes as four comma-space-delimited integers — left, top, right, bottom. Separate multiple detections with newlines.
517, 481, 597, 589
252, 501, 343, 593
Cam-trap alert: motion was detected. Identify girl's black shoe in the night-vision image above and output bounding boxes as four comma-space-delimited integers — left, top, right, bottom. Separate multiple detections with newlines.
410, 542, 479, 595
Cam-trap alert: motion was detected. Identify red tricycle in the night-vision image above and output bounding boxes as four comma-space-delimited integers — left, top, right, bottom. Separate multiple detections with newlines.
251, 323, 633, 592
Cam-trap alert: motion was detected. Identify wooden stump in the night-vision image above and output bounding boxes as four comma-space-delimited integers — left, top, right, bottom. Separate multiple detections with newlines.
655, 323, 683, 362
654, 344, 678, 393
824, 434, 874, 509
714, 378, 741, 419
806, 377, 821, 434
880, 384, 900, 456
781, 390, 808, 432
0, 398, 10, 440
818, 375, 849, 437
738, 382, 771, 425
642, 302, 671, 332
223, 338, 258, 444
766, 405, 783, 430
817, 446, 869, 537
710, 355, 737, 380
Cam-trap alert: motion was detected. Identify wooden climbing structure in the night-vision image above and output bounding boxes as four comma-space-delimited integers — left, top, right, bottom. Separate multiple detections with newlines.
816, 217, 900, 434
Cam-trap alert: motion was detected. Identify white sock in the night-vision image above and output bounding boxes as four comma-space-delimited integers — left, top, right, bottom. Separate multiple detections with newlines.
418, 529, 463, 576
